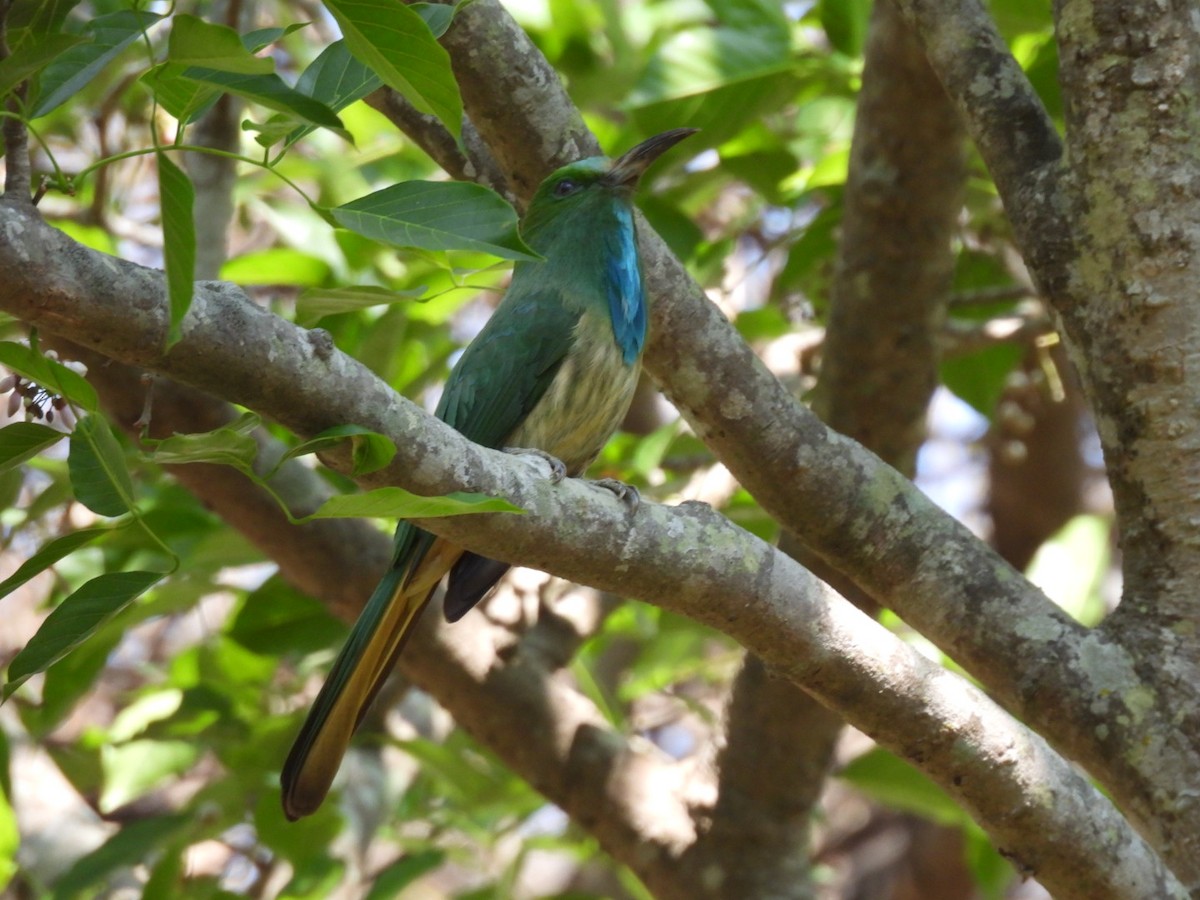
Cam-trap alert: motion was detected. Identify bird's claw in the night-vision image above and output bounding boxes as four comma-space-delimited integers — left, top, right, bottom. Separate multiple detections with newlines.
590, 477, 640, 513
504, 447, 567, 483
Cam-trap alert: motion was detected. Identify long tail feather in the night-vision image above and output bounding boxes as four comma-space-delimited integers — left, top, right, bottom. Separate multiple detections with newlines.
280, 532, 461, 820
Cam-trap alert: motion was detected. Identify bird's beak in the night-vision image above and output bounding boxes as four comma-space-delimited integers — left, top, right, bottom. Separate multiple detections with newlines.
605, 128, 698, 188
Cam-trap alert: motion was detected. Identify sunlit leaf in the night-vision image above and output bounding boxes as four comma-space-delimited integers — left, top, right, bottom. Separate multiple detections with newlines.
166, 14, 274, 74
106, 690, 185, 743
221, 248, 332, 287
839, 748, 965, 827
0, 341, 98, 411
295, 285, 426, 326
305, 486, 523, 520
1025, 515, 1111, 625
323, 0, 463, 137
0, 767, 16, 888
144, 413, 261, 471
157, 151, 196, 347
100, 739, 200, 812
278, 424, 397, 476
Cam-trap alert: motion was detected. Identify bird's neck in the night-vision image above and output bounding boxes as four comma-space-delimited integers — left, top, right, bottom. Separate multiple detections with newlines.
524, 201, 646, 366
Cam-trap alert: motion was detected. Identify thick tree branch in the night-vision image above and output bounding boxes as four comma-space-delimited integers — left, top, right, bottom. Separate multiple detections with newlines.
0, 6, 32, 202
891, 0, 1074, 302
428, 1, 1200, 879
888, 0, 1200, 879
805, 2, 970, 891
0, 199, 1182, 898
62, 345, 719, 898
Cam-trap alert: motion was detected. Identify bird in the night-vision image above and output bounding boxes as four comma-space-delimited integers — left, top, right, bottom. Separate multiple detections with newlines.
281, 128, 697, 820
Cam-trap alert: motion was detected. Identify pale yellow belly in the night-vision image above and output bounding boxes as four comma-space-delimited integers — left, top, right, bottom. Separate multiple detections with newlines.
506, 313, 641, 475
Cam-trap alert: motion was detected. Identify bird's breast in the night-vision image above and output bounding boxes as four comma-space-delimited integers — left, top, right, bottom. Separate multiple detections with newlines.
506, 310, 641, 475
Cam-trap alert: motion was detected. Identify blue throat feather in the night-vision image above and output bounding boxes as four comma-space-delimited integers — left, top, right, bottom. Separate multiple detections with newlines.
604, 205, 646, 365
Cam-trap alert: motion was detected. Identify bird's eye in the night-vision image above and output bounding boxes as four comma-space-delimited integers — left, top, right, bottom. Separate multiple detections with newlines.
553, 178, 580, 197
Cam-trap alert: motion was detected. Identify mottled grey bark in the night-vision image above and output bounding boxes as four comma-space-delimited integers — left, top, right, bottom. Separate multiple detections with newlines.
0, 198, 1182, 898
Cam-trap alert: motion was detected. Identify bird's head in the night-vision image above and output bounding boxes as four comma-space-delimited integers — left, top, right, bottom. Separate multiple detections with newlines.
521, 128, 697, 240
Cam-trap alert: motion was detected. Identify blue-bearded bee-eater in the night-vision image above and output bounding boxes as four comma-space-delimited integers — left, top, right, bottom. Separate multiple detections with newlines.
281, 128, 697, 820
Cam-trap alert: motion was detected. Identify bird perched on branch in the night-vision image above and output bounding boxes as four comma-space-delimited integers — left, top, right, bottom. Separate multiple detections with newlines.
281, 128, 697, 820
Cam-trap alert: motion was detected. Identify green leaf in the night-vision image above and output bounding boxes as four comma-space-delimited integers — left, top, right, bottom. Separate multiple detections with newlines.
323, 0, 463, 137
100, 739, 200, 812
331, 181, 537, 261
243, 22, 311, 52
286, 39, 382, 147
107, 689, 184, 743
30, 10, 165, 118
4, 0, 80, 52
220, 248, 332, 287
141, 62, 220, 124
296, 40, 381, 105
839, 748, 966, 827
51, 814, 190, 900
940, 341, 1024, 418
227, 578, 345, 657
0, 769, 16, 889
1025, 515, 1111, 625
0, 421, 64, 473
179, 68, 349, 138
166, 14, 274, 75
4, 570, 161, 699
68, 415, 135, 517
304, 486, 523, 520
0, 526, 110, 601
68, 414, 134, 516
819, 0, 871, 57
0, 32, 88, 101
0, 341, 98, 411
157, 151, 195, 347
627, 21, 792, 106
363, 850, 446, 900
278, 424, 397, 476
295, 285, 426, 326
144, 413, 261, 471
410, 2, 458, 38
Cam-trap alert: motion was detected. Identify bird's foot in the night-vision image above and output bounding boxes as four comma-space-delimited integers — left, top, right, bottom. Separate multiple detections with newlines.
504, 446, 567, 483
589, 477, 640, 513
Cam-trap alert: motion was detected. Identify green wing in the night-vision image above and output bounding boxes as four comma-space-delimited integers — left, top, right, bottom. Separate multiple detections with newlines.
435, 285, 581, 447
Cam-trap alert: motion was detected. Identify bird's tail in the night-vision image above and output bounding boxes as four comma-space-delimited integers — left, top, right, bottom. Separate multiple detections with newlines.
280, 532, 461, 820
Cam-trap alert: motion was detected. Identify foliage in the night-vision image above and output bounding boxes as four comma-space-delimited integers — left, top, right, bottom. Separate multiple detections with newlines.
0, 0, 1105, 897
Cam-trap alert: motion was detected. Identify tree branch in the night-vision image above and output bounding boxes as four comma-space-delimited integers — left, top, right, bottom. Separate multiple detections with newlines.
362, 88, 512, 202
891, 0, 1073, 302
61, 342, 719, 898
815, 0, 964, 477
0, 4, 32, 201
0, 199, 1183, 898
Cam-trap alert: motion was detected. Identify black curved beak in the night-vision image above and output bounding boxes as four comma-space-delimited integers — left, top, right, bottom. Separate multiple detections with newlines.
605, 128, 699, 188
